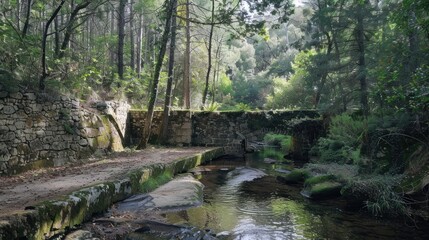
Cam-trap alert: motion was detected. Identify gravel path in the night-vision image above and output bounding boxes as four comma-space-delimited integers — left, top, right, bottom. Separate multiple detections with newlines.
0, 147, 216, 217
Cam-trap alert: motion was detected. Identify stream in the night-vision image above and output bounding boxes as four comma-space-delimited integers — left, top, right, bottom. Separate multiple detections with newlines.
76, 151, 429, 240
163, 154, 429, 240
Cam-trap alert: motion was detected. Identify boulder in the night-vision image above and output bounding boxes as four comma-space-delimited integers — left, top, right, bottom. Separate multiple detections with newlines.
301, 181, 343, 200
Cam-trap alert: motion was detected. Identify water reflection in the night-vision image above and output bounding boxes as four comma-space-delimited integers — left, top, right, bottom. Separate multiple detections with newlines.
165, 151, 429, 240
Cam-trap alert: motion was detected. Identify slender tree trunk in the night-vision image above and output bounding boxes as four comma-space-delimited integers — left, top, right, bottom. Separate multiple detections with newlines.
314, 33, 332, 108
58, 1, 91, 58
356, 2, 369, 117
39, 0, 66, 91
212, 38, 222, 105
16, 0, 21, 31
183, 0, 191, 109
129, 0, 135, 70
54, 14, 60, 56
137, 0, 177, 149
117, 0, 127, 80
22, 0, 32, 37
159, 0, 178, 144
137, 13, 144, 77
110, 7, 116, 65
202, 0, 215, 107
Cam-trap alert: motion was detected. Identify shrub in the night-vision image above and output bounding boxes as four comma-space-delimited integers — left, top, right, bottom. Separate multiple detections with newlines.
327, 114, 364, 148
341, 175, 408, 217
260, 148, 284, 161
311, 114, 364, 164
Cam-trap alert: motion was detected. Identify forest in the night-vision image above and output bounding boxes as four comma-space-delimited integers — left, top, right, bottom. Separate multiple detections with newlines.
1, 0, 429, 220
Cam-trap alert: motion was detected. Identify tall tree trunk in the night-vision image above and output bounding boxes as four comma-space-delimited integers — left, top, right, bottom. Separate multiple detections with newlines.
183, 0, 191, 109
212, 37, 222, 105
129, 0, 135, 70
356, 2, 369, 117
314, 33, 333, 108
137, 13, 144, 77
16, 0, 21, 31
110, 7, 116, 65
54, 13, 60, 56
202, 0, 215, 107
22, 0, 32, 38
58, 1, 91, 58
159, 0, 178, 144
39, 0, 66, 91
137, 13, 143, 78
137, 0, 177, 149
117, 0, 127, 80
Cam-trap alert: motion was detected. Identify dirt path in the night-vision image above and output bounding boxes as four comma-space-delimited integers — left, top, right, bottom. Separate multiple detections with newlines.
0, 147, 216, 217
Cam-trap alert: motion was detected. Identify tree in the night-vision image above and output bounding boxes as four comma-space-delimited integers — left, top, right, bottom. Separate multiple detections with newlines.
182, 0, 191, 109
159, 0, 178, 144
117, 0, 127, 80
39, 0, 66, 91
202, 0, 215, 107
138, 0, 177, 149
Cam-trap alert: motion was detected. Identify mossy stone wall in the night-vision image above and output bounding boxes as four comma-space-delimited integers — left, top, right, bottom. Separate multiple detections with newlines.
128, 110, 319, 155
0, 90, 130, 176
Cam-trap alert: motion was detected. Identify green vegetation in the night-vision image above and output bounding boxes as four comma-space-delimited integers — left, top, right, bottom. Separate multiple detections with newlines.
277, 169, 310, 184
0, 0, 428, 220
264, 133, 292, 152
304, 175, 336, 187
310, 114, 363, 164
341, 175, 407, 217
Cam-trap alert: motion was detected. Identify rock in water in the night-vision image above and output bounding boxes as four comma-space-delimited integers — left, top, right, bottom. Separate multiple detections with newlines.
64, 230, 97, 240
264, 158, 277, 164
116, 174, 204, 213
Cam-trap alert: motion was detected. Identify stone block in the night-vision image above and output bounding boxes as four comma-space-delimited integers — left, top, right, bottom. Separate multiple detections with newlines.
52, 141, 69, 150
3, 132, 15, 141
62, 134, 73, 141
29, 139, 43, 151
9, 92, 23, 99
31, 103, 43, 112
36, 130, 45, 136
25, 133, 36, 141
79, 139, 88, 146
24, 92, 36, 100
2, 105, 15, 114
0, 153, 10, 162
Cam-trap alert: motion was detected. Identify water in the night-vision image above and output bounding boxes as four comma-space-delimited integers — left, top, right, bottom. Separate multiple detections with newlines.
162, 152, 429, 240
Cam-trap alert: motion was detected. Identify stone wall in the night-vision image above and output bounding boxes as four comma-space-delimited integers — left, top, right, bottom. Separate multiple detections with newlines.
128, 110, 320, 155
128, 110, 192, 146
0, 90, 130, 176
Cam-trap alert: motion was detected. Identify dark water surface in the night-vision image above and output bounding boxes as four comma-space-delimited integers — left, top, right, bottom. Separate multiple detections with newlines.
162, 153, 429, 240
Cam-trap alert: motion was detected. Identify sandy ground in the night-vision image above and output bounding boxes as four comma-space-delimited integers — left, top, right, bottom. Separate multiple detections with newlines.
0, 147, 216, 218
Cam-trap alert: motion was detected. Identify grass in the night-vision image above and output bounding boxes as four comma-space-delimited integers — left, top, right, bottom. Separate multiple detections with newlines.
341, 174, 408, 217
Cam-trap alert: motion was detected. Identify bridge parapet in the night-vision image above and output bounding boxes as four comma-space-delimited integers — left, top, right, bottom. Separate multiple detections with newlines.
127, 110, 320, 156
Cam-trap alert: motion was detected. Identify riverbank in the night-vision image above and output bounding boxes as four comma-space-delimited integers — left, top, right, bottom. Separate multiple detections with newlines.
0, 147, 224, 239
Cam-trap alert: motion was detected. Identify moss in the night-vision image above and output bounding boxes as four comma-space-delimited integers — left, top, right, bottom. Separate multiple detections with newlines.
277, 169, 310, 184
304, 174, 337, 187
302, 181, 343, 199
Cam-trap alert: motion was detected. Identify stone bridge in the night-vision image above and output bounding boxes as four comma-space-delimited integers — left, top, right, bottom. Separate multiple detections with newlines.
127, 110, 321, 155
